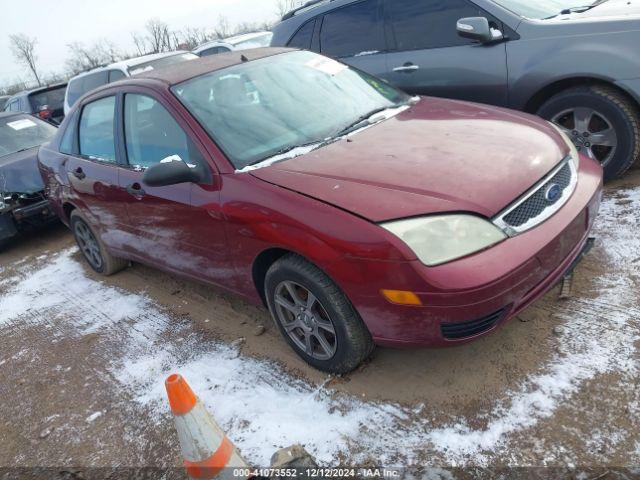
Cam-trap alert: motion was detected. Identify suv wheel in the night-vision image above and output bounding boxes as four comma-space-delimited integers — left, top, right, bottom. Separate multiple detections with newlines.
265, 254, 374, 374
538, 85, 640, 181
70, 211, 128, 276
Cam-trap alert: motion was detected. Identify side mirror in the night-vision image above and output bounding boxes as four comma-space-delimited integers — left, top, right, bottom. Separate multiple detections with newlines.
457, 17, 503, 44
142, 157, 202, 187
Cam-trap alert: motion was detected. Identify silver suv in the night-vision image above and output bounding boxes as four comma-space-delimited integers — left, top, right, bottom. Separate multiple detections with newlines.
271, 0, 640, 180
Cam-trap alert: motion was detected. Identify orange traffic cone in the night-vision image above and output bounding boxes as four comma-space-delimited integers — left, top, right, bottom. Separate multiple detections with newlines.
165, 374, 250, 479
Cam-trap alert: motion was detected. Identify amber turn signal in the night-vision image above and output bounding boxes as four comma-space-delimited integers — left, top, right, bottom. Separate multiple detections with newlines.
381, 289, 422, 306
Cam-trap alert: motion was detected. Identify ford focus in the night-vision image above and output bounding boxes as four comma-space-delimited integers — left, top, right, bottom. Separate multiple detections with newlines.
38, 49, 603, 373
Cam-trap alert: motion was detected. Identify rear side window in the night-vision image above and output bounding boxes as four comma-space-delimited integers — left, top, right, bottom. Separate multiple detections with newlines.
79, 96, 116, 163
9, 100, 21, 112
123, 94, 207, 178
320, 0, 385, 58
288, 19, 316, 50
385, 0, 481, 51
108, 70, 126, 82
67, 71, 109, 108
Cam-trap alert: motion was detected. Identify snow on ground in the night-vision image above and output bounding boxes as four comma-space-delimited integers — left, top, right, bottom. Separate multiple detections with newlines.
0, 187, 638, 466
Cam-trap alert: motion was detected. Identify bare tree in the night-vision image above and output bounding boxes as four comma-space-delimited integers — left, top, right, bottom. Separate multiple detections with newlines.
132, 32, 148, 56
65, 40, 122, 74
214, 15, 231, 39
276, 0, 301, 17
9, 33, 41, 86
145, 19, 172, 53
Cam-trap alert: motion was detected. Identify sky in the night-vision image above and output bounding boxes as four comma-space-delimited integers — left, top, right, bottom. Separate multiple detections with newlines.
0, 0, 279, 87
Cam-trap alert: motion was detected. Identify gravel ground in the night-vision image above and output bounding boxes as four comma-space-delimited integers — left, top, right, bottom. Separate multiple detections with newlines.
1, 172, 639, 479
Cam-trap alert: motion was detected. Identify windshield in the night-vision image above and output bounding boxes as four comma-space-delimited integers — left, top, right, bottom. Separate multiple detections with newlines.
128, 53, 198, 76
0, 115, 57, 158
172, 51, 411, 170
492, 0, 603, 19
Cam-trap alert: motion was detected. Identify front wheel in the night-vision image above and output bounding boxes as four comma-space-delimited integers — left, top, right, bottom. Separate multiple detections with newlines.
265, 254, 374, 374
538, 85, 640, 181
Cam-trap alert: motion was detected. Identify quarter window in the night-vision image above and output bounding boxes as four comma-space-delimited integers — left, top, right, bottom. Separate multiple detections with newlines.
288, 19, 316, 50
320, 0, 385, 58
108, 70, 126, 82
79, 96, 116, 163
385, 0, 482, 51
123, 94, 206, 175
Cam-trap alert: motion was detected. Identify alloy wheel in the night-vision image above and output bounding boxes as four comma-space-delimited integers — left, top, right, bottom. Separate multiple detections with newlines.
74, 221, 103, 270
552, 107, 618, 167
273, 280, 338, 361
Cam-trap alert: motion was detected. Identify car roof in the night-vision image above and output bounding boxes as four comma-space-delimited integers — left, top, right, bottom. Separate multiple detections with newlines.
135, 47, 294, 86
194, 31, 272, 52
69, 51, 194, 81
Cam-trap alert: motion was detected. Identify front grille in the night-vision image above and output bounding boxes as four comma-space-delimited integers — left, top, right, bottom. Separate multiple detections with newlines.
493, 157, 577, 235
503, 162, 572, 227
441, 309, 505, 340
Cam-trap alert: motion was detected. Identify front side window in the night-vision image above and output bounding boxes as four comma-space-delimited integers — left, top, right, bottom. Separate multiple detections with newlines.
9, 101, 21, 112
386, 0, 482, 51
123, 94, 206, 176
79, 96, 116, 163
320, 0, 385, 58
173, 51, 410, 170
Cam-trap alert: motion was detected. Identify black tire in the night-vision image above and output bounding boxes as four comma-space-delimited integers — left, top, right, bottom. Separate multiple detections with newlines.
265, 254, 374, 374
70, 211, 128, 276
538, 85, 640, 182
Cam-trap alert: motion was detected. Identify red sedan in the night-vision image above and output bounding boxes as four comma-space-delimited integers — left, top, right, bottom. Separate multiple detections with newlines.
38, 49, 603, 373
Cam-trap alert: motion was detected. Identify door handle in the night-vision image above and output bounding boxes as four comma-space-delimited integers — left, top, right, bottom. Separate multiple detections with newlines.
393, 63, 420, 73
126, 183, 146, 197
71, 167, 86, 180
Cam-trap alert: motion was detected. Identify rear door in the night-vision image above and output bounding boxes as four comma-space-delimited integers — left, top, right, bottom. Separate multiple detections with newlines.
382, 0, 509, 106
65, 94, 130, 244
116, 90, 230, 285
316, 0, 389, 78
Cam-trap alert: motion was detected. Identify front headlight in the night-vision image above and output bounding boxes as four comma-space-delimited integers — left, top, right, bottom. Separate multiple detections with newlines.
550, 123, 580, 169
381, 214, 507, 267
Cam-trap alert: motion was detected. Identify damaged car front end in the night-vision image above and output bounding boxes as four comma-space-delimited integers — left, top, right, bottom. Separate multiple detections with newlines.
0, 113, 58, 249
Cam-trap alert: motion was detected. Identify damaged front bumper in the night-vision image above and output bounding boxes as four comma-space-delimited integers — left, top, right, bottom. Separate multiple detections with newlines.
1, 193, 57, 242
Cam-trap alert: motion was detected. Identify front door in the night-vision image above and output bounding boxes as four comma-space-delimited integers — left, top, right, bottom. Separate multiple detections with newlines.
117, 92, 230, 286
382, 0, 509, 106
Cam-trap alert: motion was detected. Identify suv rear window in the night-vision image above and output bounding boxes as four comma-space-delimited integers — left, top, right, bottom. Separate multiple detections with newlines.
320, 0, 385, 58
67, 71, 109, 108
128, 53, 197, 76
29, 86, 66, 112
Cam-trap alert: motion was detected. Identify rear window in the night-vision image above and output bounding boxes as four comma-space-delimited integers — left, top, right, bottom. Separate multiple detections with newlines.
29, 86, 66, 112
128, 53, 197, 76
199, 46, 231, 57
67, 71, 109, 108
233, 33, 273, 49
320, 0, 385, 58
0, 115, 57, 158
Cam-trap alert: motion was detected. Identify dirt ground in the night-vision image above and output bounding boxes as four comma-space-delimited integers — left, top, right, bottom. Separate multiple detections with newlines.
1, 171, 640, 479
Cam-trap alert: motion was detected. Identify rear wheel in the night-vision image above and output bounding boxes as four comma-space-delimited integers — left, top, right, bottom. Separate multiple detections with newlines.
70, 212, 128, 276
538, 85, 640, 181
265, 254, 374, 374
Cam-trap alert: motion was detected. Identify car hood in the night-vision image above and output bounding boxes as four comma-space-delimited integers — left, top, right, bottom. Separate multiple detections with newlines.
0, 147, 45, 194
249, 98, 569, 223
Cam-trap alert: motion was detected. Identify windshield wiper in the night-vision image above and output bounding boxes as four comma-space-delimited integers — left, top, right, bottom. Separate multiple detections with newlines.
544, 0, 609, 18
331, 105, 408, 139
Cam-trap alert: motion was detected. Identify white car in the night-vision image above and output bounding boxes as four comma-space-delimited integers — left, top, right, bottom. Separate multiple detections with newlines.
63, 51, 198, 114
193, 31, 273, 57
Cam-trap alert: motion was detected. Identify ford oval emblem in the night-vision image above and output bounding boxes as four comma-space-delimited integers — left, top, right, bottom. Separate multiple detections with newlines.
545, 183, 562, 203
